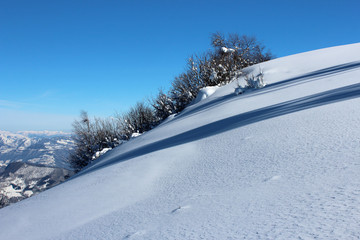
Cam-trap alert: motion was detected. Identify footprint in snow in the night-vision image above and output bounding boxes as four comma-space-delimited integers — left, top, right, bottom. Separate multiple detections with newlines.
264, 175, 281, 182
171, 205, 190, 214
124, 230, 146, 239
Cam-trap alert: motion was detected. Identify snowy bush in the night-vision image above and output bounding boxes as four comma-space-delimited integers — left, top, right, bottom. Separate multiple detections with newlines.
244, 69, 266, 89
70, 32, 273, 171
70, 111, 124, 171
150, 89, 174, 121
70, 102, 157, 171
234, 68, 266, 95
165, 32, 272, 111
125, 102, 156, 136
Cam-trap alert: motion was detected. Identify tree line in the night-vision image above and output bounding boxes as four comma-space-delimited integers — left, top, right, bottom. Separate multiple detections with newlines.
70, 32, 273, 171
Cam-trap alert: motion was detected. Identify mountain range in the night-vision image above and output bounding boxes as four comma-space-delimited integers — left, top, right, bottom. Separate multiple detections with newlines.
0, 131, 74, 207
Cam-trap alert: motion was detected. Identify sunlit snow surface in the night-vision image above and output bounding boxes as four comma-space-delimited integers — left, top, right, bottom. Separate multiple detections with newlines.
1, 43, 360, 239
192, 86, 219, 104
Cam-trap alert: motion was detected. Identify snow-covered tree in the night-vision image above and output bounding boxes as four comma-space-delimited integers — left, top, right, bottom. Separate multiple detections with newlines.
120, 102, 156, 139
151, 89, 174, 121
70, 111, 123, 171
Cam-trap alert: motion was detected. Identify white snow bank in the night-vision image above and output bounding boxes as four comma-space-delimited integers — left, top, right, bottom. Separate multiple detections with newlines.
221, 47, 235, 53
130, 132, 142, 139
92, 148, 112, 160
192, 86, 219, 104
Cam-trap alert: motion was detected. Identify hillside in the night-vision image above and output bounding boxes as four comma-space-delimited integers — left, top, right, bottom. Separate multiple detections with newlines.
0, 43, 359, 239
0, 131, 74, 207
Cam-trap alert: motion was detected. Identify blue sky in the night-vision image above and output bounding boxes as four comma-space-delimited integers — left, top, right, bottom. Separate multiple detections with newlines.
1, 0, 359, 132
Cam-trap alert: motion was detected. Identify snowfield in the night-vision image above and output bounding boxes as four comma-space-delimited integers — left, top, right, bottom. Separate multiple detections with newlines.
1, 43, 360, 239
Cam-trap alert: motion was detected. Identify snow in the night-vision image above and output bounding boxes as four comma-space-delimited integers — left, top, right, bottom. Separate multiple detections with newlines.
1, 43, 360, 239
0, 132, 74, 170
2, 186, 23, 198
92, 148, 112, 160
0, 130, 32, 150
28, 180, 38, 188
23, 190, 33, 197
1, 177, 26, 198
130, 132, 142, 139
192, 86, 219, 104
18, 130, 71, 137
0, 160, 10, 168
28, 154, 55, 166
221, 46, 235, 53
56, 139, 69, 145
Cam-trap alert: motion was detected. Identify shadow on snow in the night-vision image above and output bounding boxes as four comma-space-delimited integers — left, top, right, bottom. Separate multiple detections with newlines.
77, 82, 360, 177
177, 61, 360, 120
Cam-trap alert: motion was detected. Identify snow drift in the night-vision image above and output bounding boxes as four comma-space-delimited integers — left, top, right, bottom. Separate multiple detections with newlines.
192, 86, 219, 104
0, 43, 360, 240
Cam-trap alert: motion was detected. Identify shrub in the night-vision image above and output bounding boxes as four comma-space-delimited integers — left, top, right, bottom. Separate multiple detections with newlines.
244, 69, 265, 89
70, 111, 123, 171
150, 89, 174, 121
70, 32, 273, 171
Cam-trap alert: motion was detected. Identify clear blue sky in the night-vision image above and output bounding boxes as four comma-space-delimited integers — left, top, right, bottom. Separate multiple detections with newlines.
1, 0, 359, 132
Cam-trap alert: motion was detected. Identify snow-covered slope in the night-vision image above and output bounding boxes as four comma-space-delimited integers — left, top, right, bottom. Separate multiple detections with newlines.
1, 43, 360, 239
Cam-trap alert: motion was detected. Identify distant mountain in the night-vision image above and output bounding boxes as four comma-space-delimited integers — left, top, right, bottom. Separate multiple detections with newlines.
17, 130, 72, 138
0, 162, 73, 207
0, 131, 75, 208
0, 130, 74, 170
